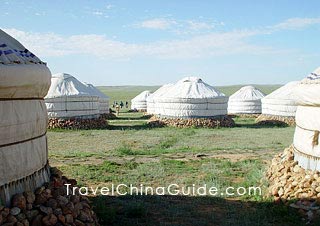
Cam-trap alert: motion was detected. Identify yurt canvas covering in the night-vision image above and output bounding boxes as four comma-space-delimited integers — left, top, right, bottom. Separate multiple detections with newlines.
84, 83, 110, 114
293, 67, 320, 171
131, 90, 151, 111
147, 84, 173, 114
0, 29, 51, 205
261, 81, 299, 117
228, 86, 265, 114
45, 73, 100, 118
153, 77, 228, 118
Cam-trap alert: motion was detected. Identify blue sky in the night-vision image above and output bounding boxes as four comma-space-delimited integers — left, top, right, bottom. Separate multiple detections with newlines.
1, 0, 320, 86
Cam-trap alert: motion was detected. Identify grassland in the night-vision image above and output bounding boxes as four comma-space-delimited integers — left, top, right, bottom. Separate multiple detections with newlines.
47, 85, 308, 226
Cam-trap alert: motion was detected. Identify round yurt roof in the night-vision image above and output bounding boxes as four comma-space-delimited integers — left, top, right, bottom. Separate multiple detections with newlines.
301, 67, 320, 84
147, 84, 173, 102
262, 81, 299, 104
132, 90, 151, 102
45, 73, 95, 99
0, 29, 43, 65
0, 29, 51, 99
83, 83, 109, 100
156, 77, 226, 101
293, 67, 320, 106
229, 86, 265, 101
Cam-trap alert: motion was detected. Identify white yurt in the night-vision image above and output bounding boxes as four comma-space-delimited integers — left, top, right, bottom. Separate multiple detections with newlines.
131, 90, 151, 111
153, 77, 228, 118
261, 81, 299, 117
45, 73, 100, 119
0, 29, 51, 205
293, 67, 320, 171
84, 83, 110, 114
146, 84, 173, 114
228, 86, 265, 114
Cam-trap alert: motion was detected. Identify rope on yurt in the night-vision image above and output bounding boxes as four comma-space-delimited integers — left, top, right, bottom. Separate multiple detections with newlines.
0, 132, 47, 148
296, 124, 320, 148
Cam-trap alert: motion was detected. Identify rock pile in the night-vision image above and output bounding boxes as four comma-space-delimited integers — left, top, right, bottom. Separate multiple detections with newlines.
48, 117, 108, 130
0, 168, 99, 226
256, 114, 295, 126
148, 116, 235, 128
266, 146, 320, 222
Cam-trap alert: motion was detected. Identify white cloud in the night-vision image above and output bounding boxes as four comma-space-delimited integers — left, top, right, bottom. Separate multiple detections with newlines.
105, 4, 114, 10
3, 17, 317, 60
270, 17, 320, 31
187, 21, 214, 31
139, 18, 176, 30
92, 11, 103, 16
2, 28, 275, 60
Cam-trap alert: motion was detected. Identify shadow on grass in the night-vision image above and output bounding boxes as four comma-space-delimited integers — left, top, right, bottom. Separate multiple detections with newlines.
90, 195, 308, 226
234, 123, 289, 129
107, 124, 156, 131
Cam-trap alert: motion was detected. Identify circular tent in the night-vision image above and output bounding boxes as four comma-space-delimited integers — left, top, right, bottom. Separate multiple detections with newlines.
293, 67, 320, 171
228, 86, 265, 114
261, 81, 299, 117
147, 84, 173, 114
256, 81, 299, 125
131, 90, 151, 111
84, 83, 110, 114
153, 77, 228, 118
45, 73, 100, 119
0, 29, 51, 205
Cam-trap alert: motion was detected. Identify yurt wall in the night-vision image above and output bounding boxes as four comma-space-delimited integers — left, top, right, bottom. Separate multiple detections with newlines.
293, 68, 320, 171
153, 77, 228, 118
45, 73, 100, 119
228, 86, 265, 114
0, 29, 51, 206
131, 90, 151, 111
261, 81, 299, 117
84, 83, 110, 114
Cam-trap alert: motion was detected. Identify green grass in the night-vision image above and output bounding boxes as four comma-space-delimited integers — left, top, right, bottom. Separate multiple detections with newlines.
47, 85, 307, 225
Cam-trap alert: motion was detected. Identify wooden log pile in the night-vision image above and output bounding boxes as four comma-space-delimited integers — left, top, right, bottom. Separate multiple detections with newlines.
48, 117, 108, 130
256, 114, 295, 126
148, 116, 235, 128
0, 168, 99, 226
266, 146, 320, 223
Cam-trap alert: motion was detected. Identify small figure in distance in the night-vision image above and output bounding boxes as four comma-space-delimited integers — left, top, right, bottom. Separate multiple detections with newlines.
115, 104, 120, 116
125, 101, 128, 108
120, 101, 124, 109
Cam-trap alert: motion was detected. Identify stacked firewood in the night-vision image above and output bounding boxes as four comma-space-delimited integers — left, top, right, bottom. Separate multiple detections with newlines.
0, 168, 99, 226
48, 117, 108, 130
148, 116, 235, 128
266, 146, 320, 222
256, 114, 295, 126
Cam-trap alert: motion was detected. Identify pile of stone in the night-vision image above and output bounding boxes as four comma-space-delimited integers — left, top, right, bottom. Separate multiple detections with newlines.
48, 117, 108, 130
0, 168, 99, 226
266, 146, 320, 222
256, 114, 295, 126
148, 116, 235, 128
